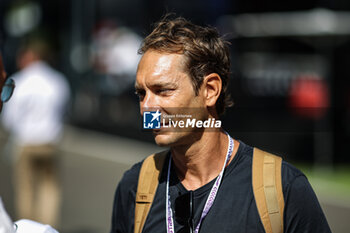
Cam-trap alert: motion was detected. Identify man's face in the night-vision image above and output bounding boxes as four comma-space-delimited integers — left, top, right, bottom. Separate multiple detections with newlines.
0, 54, 7, 111
135, 50, 208, 147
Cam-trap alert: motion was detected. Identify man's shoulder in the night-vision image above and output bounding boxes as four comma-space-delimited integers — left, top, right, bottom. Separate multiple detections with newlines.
239, 142, 306, 189
281, 160, 305, 180
118, 150, 169, 192
280, 160, 308, 197
118, 160, 144, 190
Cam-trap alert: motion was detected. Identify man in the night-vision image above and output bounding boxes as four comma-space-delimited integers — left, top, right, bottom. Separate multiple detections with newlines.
111, 17, 331, 233
0, 54, 16, 232
0, 52, 59, 233
1, 39, 70, 228
0, 53, 15, 112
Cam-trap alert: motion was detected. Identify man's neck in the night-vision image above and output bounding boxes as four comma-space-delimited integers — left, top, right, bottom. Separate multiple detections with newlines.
170, 129, 239, 191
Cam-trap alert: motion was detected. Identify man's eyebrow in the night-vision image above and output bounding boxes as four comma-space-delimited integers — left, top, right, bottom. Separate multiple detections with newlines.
135, 81, 177, 90
134, 82, 143, 91
150, 82, 177, 88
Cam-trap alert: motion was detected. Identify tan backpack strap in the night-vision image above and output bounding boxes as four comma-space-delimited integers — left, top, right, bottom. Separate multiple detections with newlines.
252, 148, 284, 233
134, 150, 168, 233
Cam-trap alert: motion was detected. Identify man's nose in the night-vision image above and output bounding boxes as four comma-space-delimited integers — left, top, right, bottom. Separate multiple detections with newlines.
140, 92, 158, 114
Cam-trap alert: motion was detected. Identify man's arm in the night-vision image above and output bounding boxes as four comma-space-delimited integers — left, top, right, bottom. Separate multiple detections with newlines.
111, 183, 128, 233
110, 162, 141, 233
284, 175, 331, 233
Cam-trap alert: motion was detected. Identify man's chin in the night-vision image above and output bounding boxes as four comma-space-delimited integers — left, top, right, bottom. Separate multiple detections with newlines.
153, 131, 177, 147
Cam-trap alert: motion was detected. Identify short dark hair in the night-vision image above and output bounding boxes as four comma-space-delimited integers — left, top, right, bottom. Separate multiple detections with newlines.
139, 16, 233, 115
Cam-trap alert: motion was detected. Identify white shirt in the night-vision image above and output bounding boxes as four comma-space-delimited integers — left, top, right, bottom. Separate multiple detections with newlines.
2, 61, 70, 145
0, 198, 59, 233
0, 198, 15, 233
15, 220, 58, 233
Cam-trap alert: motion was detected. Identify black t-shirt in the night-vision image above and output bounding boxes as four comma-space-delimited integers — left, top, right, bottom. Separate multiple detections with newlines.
111, 141, 331, 233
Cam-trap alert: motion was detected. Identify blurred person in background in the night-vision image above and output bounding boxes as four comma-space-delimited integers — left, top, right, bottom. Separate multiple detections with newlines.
1, 37, 70, 228
0, 52, 15, 113
0, 51, 59, 233
0, 44, 15, 232
92, 20, 141, 94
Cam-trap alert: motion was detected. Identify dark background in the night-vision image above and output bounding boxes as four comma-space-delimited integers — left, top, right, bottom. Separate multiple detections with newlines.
0, 0, 349, 165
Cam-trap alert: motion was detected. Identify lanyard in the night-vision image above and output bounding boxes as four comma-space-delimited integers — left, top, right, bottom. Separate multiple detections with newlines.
166, 132, 234, 233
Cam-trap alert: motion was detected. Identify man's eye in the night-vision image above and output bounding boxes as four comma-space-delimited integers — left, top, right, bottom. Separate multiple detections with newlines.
156, 89, 172, 94
135, 91, 145, 100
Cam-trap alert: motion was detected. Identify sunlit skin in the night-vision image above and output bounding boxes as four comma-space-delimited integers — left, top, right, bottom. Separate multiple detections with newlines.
135, 50, 206, 146
17, 48, 41, 70
0, 53, 7, 112
135, 50, 240, 190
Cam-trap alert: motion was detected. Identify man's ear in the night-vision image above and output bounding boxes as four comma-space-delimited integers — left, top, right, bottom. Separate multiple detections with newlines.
0, 54, 7, 83
202, 73, 222, 108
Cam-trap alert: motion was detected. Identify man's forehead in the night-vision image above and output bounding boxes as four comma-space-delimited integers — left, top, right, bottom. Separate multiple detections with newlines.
135, 51, 187, 87
138, 50, 185, 72
135, 73, 181, 89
